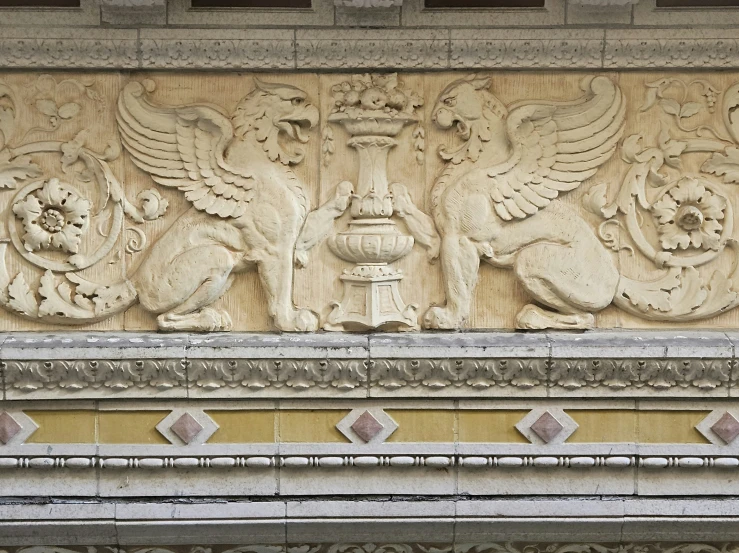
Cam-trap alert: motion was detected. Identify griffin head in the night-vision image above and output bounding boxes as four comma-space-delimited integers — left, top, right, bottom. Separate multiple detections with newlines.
432, 75, 509, 165
232, 77, 319, 165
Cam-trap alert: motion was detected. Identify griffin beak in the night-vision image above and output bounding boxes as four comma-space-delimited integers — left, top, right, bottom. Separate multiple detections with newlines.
281, 104, 319, 143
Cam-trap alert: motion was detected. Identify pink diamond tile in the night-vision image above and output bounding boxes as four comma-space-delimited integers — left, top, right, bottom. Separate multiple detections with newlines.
170, 412, 204, 444
711, 412, 739, 444
530, 411, 564, 443
351, 410, 384, 443
0, 412, 22, 445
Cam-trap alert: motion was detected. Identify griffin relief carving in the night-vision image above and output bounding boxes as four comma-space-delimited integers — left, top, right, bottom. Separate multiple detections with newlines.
112, 78, 322, 331
424, 75, 626, 330
0, 76, 324, 332
425, 73, 739, 329
1, 71, 739, 332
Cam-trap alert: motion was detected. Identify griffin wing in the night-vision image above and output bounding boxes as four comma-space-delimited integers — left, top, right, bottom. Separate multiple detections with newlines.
489, 76, 625, 221
117, 80, 256, 219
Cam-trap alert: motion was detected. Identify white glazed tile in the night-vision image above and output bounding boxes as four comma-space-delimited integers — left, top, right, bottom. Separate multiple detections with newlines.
458, 468, 636, 495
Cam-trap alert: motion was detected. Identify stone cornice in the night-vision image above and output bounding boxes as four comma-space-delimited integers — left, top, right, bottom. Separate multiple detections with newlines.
1, 27, 739, 69
5, 544, 739, 551
0, 331, 737, 399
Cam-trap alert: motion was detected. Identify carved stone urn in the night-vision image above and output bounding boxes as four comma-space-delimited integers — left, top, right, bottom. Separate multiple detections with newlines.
325, 74, 422, 331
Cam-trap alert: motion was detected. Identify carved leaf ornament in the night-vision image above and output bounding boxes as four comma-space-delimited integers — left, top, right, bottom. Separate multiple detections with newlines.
2, 73, 739, 331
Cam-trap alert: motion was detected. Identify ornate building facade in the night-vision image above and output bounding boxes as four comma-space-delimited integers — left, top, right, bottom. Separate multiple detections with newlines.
1, 0, 739, 550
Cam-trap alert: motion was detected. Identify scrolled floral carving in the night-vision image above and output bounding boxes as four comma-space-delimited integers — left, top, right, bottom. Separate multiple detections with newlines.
0, 81, 42, 189
578, 77, 739, 323
21, 74, 104, 139
0, 127, 166, 292
0, 81, 17, 150
651, 177, 726, 252
12, 178, 91, 254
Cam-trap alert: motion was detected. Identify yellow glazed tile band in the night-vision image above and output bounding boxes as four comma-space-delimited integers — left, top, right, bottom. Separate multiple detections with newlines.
207, 411, 277, 444
458, 410, 530, 444
98, 412, 170, 445
24, 410, 96, 444
279, 410, 351, 443
12, 408, 723, 445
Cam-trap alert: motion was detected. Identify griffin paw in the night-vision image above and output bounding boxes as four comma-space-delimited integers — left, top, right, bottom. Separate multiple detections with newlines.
515, 304, 594, 330
276, 308, 319, 332
157, 307, 233, 332
422, 306, 461, 330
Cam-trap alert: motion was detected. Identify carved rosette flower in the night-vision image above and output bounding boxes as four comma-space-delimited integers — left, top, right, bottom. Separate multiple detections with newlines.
651, 177, 726, 251
12, 178, 91, 254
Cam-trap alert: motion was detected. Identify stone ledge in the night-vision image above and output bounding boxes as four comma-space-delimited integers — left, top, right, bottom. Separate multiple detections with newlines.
2, 499, 739, 545
0, 331, 736, 399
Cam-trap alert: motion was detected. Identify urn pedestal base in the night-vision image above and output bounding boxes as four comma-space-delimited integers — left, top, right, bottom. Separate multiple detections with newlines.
325, 265, 419, 331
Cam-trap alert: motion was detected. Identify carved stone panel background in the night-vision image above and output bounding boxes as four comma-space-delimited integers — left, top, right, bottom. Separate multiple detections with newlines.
2, 71, 739, 332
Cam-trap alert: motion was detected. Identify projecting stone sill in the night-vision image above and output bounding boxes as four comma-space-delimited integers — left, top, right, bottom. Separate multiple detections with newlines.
0, 330, 735, 399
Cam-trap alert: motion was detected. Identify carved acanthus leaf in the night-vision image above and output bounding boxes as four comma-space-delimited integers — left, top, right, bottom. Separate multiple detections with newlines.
703, 147, 739, 183
0, 82, 15, 149
0, 151, 41, 189
6, 272, 38, 317
617, 269, 681, 313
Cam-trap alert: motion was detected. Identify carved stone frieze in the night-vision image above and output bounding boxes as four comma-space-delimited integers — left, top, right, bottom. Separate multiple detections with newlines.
2, 72, 739, 332
550, 359, 734, 391
369, 358, 549, 390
